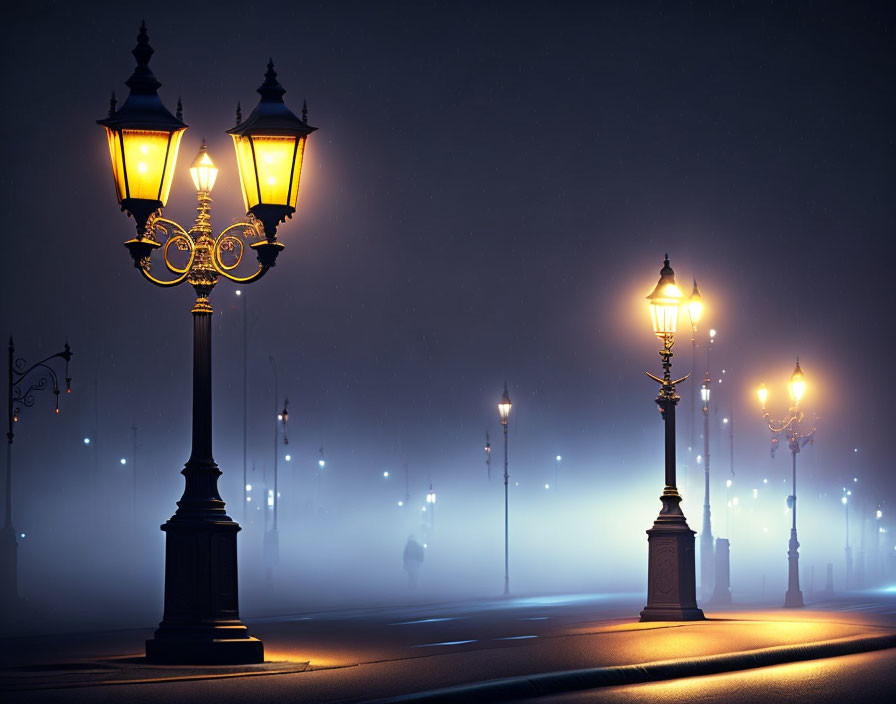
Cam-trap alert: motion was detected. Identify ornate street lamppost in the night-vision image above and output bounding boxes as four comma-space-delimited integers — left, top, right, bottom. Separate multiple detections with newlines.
98, 23, 315, 663
699, 373, 713, 600
756, 360, 815, 608
3, 338, 72, 605
640, 255, 704, 622
498, 383, 512, 596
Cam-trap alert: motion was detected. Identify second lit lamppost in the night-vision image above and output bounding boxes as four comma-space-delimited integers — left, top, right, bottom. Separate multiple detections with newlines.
98, 23, 316, 663
640, 256, 704, 621
757, 360, 815, 608
499, 383, 512, 596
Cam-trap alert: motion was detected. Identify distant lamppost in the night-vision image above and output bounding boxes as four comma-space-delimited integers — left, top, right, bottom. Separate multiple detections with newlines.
699, 373, 713, 600
426, 483, 436, 532
98, 24, 315, 663
554, 455, 562, 492
640, 255, 704, 621
484, 432, 491, 479
498, 383, 512, 596
757, 360, 815, 608
3, 338, 72, 604
842, 488, 853, 591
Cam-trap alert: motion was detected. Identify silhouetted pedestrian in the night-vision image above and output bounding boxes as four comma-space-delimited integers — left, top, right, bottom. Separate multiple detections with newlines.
403, 535, 424, 590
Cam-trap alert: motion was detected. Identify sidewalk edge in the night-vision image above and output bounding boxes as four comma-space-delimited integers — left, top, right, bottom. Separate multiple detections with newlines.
373, 633, 896, 703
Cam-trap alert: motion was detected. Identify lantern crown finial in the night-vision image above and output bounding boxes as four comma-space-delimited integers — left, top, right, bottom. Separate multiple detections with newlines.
126, 21, 161, 95
258, 59, 287, 103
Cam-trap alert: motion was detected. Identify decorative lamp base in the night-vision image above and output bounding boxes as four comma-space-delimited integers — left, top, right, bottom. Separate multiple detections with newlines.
146, 635, 263, 665
640, 500, 705, 622
710, 538, 732, 605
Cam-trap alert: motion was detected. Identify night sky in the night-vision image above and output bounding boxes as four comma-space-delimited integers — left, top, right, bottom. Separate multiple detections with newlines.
0, 1, 893, 612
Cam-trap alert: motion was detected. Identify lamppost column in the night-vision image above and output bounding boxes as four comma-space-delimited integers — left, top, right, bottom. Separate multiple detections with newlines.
146, 303, 262, 663
784, 440, 803, 607
503, 423, 509, 597
2, 339, 16, 604
701, 375, 713, 601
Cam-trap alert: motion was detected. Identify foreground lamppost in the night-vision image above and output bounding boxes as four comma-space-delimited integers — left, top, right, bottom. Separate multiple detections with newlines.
3, 338, 72, 606
757, 360, 815, 608
499, 383, 511, 596
640, 255, 704, 622
98, 23, 315, 663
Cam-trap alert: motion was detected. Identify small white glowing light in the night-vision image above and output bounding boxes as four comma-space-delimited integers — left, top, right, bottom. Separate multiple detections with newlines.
246, 483, 252, 491
877, 510, 884, 519
709, 329, 717, 338
847, 490, 852, 496
421, 506, 426, 512
235, 290, 242, 296
277, 414, 283, 421
696, 455, 703, 464
722, 417, 729, 424
20, 533, 25, 539
277, 492, 281, 498
83, 437, 91, 445
853, 477, 858, 483
319, 459, 326, 468
733, 497, 739, 506
842, 496, 848, 505
514, 481, 519, 486
423, 543, 428, 548
285, 454, 291, 461
544, 484, 550, 490
120, 458, 127, 465
383, 471, 389, 477
397, 501, 404, 507
763, 478, 768, 484
726, 479, 732, 488
247, 496, 252, 502
727, 501, 732, 508
268, 490, 274, 507
854, 448, 858, 453
556, 455, 562, 461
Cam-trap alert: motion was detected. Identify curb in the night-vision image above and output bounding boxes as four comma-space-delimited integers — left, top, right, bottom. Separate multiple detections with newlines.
373, 632, 896, 703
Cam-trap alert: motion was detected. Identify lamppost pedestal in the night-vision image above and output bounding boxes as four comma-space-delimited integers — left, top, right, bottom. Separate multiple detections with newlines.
710, 537, 732, 605
146, 516, 263, 664
640, 494, 704, 621
784, 529, 804, 607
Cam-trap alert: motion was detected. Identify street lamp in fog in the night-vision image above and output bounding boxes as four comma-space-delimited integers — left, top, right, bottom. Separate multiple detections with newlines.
686, 280, 703, 454
699, 373, 713, 601
499, 382, 512, 596
3, 338, 72, 605
842, 489, 853, 590
98, 23, 316, 664
757, 359, 815, 608
640, 255, 704, 622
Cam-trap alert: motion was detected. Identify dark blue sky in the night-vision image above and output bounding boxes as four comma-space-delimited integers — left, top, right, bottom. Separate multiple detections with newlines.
1, 0, 893, 524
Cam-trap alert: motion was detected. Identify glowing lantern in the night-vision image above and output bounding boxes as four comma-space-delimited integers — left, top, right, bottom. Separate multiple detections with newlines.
97, 23, 187, 235
687, 279, 703, 330
789, 360, 806, 403
189, 140, 218, 193
227, 61, 316, 239
757, 383, 768, 409
646, 255, 683, 337
498, 383, 512, 427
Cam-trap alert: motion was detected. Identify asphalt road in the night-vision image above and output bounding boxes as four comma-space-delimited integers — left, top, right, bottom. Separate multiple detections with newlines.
3, 590, 895, 702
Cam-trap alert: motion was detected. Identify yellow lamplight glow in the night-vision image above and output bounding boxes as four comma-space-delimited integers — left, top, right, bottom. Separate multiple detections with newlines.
646, 256, 683, 338
189, 140, 218, 193
498, 383, 512, 424
231, 134, 306, 211
757, 383, 768, 408
687, 280, 703, 328
789, 360, 806, 403
104, 128, 184, 204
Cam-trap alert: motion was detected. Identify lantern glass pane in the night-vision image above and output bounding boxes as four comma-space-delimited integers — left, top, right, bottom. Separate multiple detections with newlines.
104, 127, 126, 202
288, 136, 307, 209
252, 135, 297, 206
231, 135, 258, 211
120, 129, 176, 202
